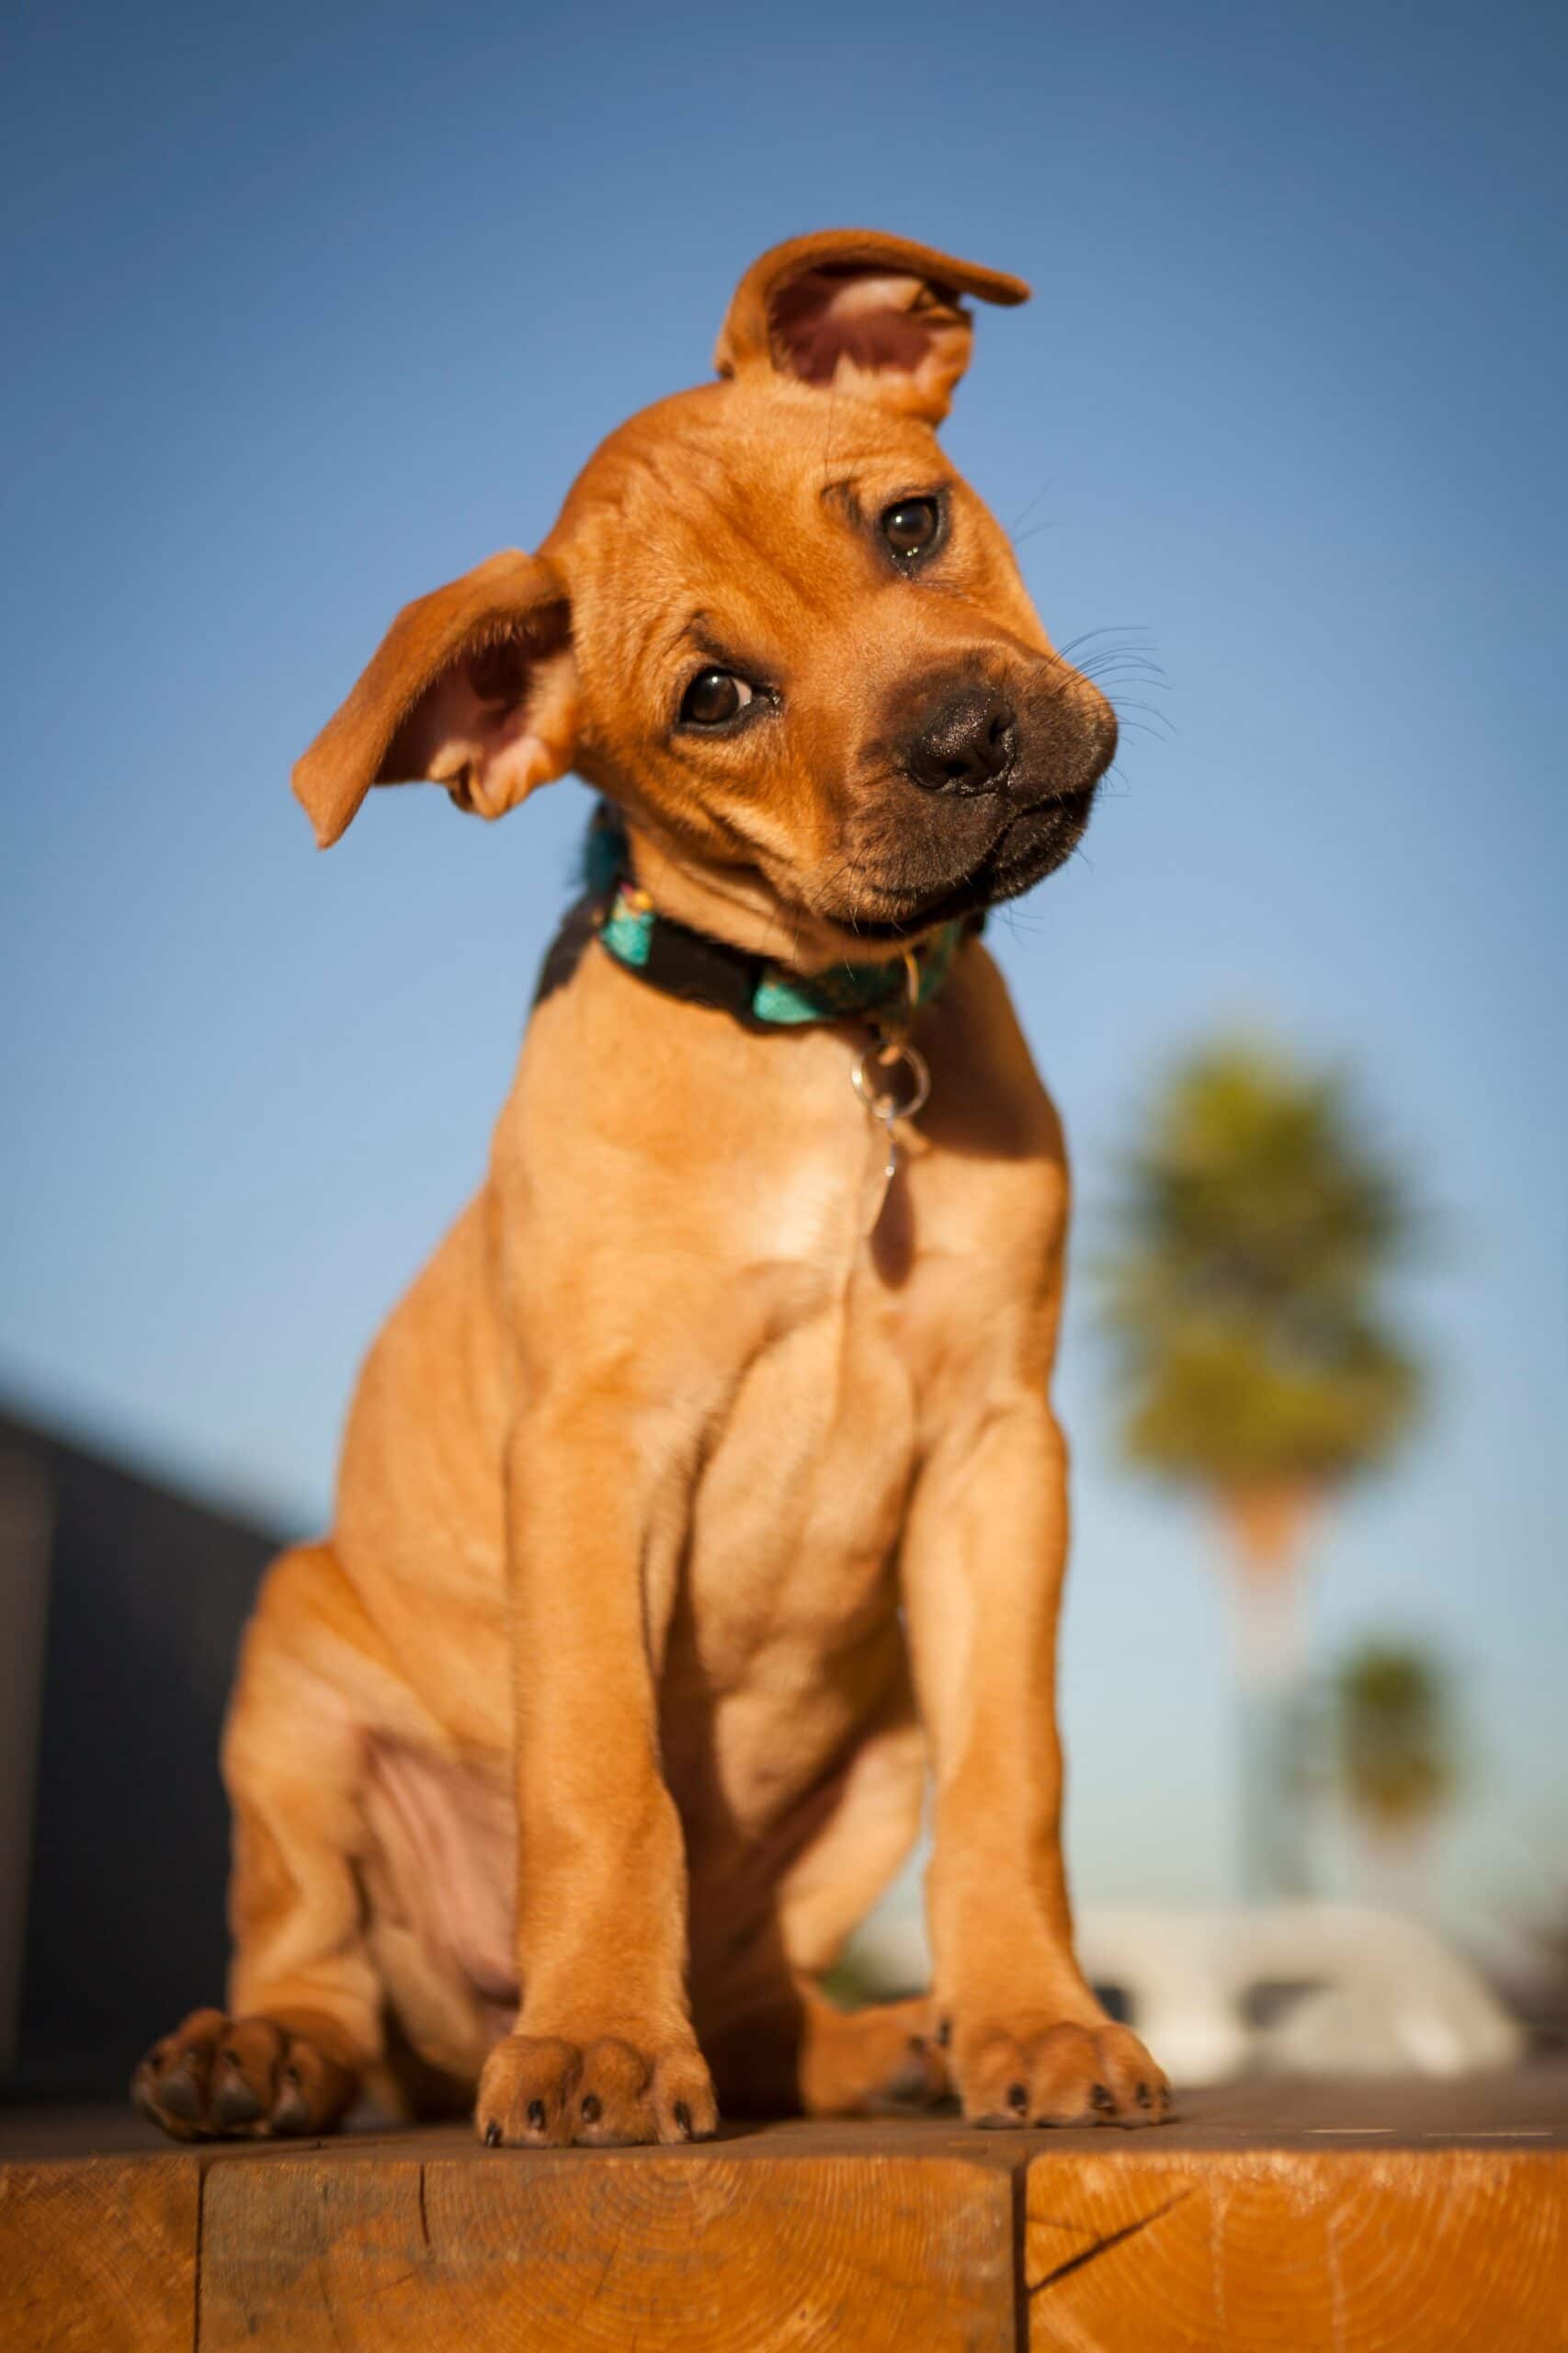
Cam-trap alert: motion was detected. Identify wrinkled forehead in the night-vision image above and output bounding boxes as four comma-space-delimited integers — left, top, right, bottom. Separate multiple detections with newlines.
548, 380, 953, 620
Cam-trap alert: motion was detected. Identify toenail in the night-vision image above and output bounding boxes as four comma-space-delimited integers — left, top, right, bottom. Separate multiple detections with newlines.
484, 2120, 502, 2146
1006, 2081, 1028, 2114
674, 2101, 691, 2136
527, 2099, 546, 2130
281, 2064, 300, 2088
222, 2048, 242, 2069
1135, 2081, 1151, 2106
156, 2066, 204, 2124
271, 2087, 311, 2136
581, 2094, 601, 2122
213, 2080, 265, 2130
1089, 2083, 1116, 2113
935, 2018, 951, 2048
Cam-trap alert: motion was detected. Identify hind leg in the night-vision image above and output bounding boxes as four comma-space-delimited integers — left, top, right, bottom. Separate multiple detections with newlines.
705, 1984, 949, 2118
134, 1543, 389, 2141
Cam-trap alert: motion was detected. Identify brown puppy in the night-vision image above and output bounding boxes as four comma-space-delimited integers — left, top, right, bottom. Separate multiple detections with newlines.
134, 231, 1169, 2147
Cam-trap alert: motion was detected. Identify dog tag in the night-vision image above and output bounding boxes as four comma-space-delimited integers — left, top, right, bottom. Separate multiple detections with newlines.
880, 1120, 900, 1187
852, 1039, 929, 1228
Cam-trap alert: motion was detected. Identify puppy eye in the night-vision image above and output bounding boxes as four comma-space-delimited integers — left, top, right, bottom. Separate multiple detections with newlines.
679, 668, 755, 727
881, 497, 943, 565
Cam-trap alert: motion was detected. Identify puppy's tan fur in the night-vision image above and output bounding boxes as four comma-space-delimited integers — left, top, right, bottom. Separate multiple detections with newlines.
136, 232, 1167, 2147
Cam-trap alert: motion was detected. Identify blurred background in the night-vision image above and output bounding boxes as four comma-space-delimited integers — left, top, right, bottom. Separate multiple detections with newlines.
3, 0, 1565, 2095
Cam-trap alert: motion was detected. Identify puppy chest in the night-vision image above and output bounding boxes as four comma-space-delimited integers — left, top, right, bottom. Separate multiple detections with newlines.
681, 1306, 916, 1667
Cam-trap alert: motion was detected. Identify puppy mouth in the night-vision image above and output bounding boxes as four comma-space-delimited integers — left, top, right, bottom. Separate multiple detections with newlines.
831, 786, 1099, 940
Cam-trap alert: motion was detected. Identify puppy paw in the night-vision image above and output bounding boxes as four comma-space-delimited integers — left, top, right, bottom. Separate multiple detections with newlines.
132, 2008, 356, 2142
950, 2015, 1171, 2129
476, 2029, 719, 2148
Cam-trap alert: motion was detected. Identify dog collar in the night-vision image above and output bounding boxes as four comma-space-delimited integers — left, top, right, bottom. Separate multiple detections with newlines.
542, 803, 976, 1035
598, 875, 970, 1029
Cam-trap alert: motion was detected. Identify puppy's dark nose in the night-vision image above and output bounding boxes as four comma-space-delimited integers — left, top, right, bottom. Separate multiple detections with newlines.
904, 686, 1017, 795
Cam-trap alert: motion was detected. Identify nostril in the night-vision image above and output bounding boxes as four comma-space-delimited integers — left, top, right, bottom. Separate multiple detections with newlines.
907, 688, 1017, 794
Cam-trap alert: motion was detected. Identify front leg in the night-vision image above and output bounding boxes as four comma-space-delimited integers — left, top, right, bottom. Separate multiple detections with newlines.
902, 1397, 1170, 2128
476, 1386, 717, 2148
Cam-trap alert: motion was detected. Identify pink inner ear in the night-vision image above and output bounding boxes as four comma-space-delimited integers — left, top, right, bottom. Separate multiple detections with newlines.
378, 614, 575, 819
465, 638, 531, 708
769, 266, 955, 384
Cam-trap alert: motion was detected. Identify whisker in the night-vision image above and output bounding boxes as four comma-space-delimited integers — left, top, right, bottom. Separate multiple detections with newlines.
1058, 626, 1155, 659
1105, 695, 1174, 730
1006, 478, 1060, 537
1079, 662, 1168, 689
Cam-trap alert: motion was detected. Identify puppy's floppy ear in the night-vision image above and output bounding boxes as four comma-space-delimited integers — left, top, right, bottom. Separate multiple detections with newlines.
292, 551, 578, 847
714, 230, 1028, 426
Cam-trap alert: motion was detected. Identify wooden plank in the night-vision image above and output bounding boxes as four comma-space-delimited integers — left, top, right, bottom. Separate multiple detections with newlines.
199, 2146, 1017, 2352
5, 2075, 1567, 2350
1085, 2063, 1568, 2149
4, 2065, 1565, 2163
0, 2154, 199, 2353
1025, 2147, 1568, 2352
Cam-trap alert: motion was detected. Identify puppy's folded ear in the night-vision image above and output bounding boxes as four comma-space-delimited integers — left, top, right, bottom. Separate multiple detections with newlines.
292, 551, 578, 847
714, 230, 1028, 426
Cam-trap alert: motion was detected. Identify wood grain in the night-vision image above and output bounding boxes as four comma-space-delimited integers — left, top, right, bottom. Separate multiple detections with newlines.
5, 2078, 1567, 2352
199, 2147, 1016, 2352
0, 2154, 198, 2353
1025, 2147, 1568, 2352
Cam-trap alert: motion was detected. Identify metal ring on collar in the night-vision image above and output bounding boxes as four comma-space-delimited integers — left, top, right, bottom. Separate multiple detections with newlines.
852, 1039, 931, 1124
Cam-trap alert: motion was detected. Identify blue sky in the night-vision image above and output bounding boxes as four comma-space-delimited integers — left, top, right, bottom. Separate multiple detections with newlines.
4, 0, 1564, 1949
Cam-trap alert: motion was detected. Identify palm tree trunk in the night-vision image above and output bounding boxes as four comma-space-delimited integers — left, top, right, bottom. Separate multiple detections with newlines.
1218, 1483, 1318, 1904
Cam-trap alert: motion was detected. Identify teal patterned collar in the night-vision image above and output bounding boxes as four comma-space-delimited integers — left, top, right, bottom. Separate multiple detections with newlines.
582, 805, 972, 1031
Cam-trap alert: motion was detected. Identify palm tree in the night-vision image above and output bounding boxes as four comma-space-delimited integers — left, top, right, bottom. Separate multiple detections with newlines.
1330, 1640, 1460, 1905
1097, 1042, 1426, 1900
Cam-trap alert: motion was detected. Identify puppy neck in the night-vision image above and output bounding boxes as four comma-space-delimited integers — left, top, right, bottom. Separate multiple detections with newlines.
621, 815, 913, 980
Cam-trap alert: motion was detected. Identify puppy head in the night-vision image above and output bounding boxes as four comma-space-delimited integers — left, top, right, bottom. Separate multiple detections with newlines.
295, 231, 1117, 954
